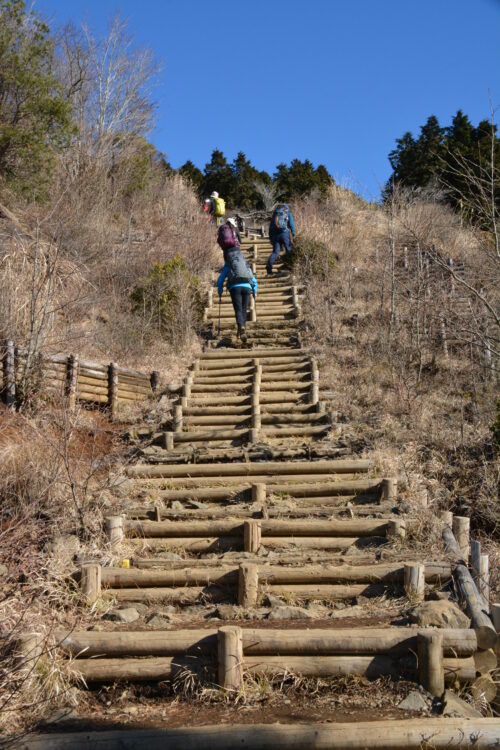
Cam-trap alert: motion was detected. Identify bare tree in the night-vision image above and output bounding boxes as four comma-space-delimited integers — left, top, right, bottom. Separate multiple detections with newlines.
253, 179, 280, 213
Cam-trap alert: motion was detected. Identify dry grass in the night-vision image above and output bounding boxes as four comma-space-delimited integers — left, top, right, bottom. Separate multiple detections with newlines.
292, 187, 499, 592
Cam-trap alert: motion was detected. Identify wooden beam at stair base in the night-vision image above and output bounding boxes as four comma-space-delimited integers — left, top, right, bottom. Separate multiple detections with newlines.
133, 480, 382, 495
123, 519, 390, 538
15, 719, 500, 749
127, 459, 374, 478
68, 654, 475, 685
99, 562, 451, 589
55, 627, 476, 658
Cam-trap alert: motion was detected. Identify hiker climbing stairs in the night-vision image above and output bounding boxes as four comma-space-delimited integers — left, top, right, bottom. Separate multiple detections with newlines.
33, 234, 499, 744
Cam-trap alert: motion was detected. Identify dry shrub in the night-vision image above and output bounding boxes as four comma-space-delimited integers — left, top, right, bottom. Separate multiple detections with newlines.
292, 186, 499, 549
0, 405, 124, 731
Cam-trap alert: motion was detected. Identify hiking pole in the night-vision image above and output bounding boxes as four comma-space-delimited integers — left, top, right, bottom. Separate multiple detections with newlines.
217, 293, 222, 338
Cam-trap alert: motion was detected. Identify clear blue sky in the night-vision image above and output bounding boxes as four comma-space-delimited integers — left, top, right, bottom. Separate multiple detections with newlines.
37, 0, 499, 199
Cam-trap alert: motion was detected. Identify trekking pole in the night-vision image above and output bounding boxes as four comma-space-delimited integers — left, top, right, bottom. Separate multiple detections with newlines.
217, 293, 222, 338
252, 291, 257, 323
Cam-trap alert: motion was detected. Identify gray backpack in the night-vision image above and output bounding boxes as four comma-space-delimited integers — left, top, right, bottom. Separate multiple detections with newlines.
226, 249, 253, 286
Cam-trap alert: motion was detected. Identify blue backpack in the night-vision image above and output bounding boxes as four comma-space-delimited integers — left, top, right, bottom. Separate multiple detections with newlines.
273, 205, 289, 232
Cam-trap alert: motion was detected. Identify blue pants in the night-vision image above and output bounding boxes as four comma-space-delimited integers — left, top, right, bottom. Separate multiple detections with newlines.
267, 231, 291, 268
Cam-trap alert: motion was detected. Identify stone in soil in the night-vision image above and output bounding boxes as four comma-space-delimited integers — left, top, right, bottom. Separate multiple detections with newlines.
104, 607, 140, 624
268, 605, 315, 620
441, 690, 482, 718
45, 534, 81, 559
397, 690, 430, 712
0, 564, 8, 577
215, 605, 244, 620
119, 602, 148, 615
409, 600, 470, 629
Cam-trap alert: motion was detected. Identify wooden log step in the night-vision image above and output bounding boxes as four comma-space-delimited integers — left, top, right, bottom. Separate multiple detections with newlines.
200, 348, 304, 359
244, 655, 475, 683
67, 654, 475, 685
15, 719, 500, 749
57, 626, 472, 658
198, 356, 308, 368
99, 562, 450, 589
123, 519, 391, 538
127, 459, 373, 479
133, 479, 381, 495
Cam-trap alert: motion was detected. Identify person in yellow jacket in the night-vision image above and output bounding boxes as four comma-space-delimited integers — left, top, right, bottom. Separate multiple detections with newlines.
210, 191, 226, 226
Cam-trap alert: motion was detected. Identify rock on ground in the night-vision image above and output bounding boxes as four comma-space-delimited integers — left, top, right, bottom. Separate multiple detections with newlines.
409, 600, 470, 629
104, 607, 140, 624
268, 605, 315, 620
442, 690, 482, 718
397, 690, 431, 712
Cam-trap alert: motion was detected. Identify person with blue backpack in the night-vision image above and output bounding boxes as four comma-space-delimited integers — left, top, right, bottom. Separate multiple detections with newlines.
217, 236, 258, 344
266, 203, 296, 275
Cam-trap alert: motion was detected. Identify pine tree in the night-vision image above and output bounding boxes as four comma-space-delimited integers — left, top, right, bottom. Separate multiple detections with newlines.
0, 0, 73, 199
200, 149, 233, 201
179, 160, 203, 190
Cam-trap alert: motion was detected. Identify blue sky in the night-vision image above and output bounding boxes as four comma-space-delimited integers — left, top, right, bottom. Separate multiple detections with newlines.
37, 0, 499, 199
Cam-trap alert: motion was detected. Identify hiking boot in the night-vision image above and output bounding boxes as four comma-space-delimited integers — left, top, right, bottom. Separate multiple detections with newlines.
266, 263, 273, 275
236, 325, 242, 339
240, 326, 247, 344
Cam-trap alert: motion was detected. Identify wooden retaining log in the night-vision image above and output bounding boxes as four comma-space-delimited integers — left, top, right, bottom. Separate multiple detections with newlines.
99, 562, 450, 589
454, 563, 497, 649
126, 459, 374, 478
243, 655, 474, 683
13, 719, 500, 749
132, 478, 383, 494
125, 536, 242, 552
55, 627, 477, 659
68, 652, 475, 685
123, 518, 391, 539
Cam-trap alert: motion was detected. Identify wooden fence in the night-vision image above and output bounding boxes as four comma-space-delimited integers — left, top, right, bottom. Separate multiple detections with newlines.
1, 340, 159, 418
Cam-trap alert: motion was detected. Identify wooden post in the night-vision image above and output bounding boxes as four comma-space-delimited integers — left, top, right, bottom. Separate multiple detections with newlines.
164, 431, 175, 451
251, 362, 261, 439
150, 371, 159, 393
4, 339, 15, 408
387, 519, 406, 540
218, 626, 243, 691
381, 478, 397, 502
154, 505, 161, 522
251, 483, 266, 506
491, 603, 500, 633
404, 563, 425, 602
417, 632, 444, 697
173, 405, 183, 432
207, 288, 213, 308
105, 516, 124, 549
244, 520, 261, 553
108, 362, 118, 420
440, 510, 453, 527
452, 516, 470, 562
81, 564, 101, 603
238, 563, 258, 607
471, 539, 481, 583
66, 354, 79, 411
252, 243, 258, 262
479, 554, 489, 604
309, 358, 319, 405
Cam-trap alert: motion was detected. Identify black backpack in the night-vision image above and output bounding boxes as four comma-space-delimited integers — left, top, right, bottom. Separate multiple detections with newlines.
226, 248, 253, 286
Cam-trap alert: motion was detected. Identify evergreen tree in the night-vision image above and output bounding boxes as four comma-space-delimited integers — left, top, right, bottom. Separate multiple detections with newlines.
179, 160, 203, 190
274, 158, 333, 201
387, 110, 500, 227
230, 151, 270, 208
199, 149, 233, 201
0, 0, 73, 199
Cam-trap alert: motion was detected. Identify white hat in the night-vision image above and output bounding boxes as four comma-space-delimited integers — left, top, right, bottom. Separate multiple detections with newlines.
210, 191, 219, 198
227, 217, 237, 227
